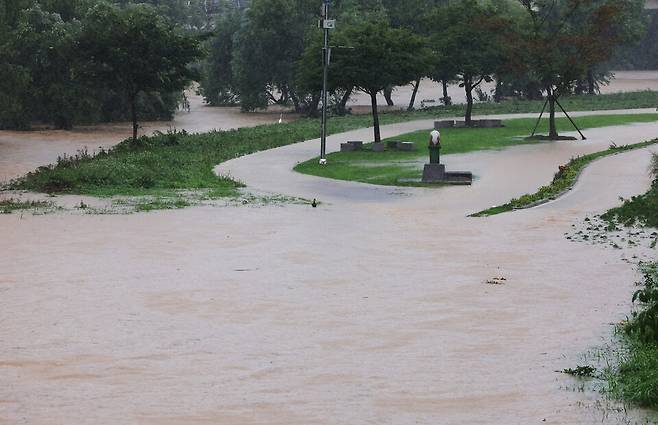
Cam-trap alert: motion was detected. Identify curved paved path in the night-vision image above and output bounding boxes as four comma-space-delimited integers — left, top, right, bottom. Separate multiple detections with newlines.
217, 109, 658, 209
1, 109, 658, 425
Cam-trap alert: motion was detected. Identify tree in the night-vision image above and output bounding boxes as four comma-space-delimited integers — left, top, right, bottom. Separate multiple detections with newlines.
570, 0, 646, 94
331, 21, 432, 143
231, 0, 316, 111
200, 3, 243, 105
382, 0, 447, 109
0, 4, 84, 129
515, 0, 644, 139
77, 2, 204, 142
429, 0, 509, 125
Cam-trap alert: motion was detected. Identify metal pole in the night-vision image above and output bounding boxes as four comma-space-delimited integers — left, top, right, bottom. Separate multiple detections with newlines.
555, 98, 586, 140
531, 98, 548, 138
319, 1, 330, 165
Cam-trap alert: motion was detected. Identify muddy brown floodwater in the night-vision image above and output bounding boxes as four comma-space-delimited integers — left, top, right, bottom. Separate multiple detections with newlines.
1, 75, 658, 425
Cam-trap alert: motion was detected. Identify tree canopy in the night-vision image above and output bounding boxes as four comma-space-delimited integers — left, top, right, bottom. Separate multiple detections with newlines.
330, 21, 433, 143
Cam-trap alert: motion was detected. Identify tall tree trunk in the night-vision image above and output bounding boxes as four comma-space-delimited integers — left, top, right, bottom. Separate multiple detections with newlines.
370, 92, 381, 144
587, 69, 596, 95
290, 91, 301, 113
383, 86, 394, 106
131, 94, 138, 143
307, 92, 321, 117
408, 78, 421, 111
548, 92, 558, 139
339, 87, 353, 115
464, 78, 473, 126
441, 80, 451, 106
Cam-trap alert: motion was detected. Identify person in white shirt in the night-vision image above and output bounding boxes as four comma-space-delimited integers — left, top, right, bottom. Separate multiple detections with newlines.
429, 129, 441, 146
428, 129, 441, 164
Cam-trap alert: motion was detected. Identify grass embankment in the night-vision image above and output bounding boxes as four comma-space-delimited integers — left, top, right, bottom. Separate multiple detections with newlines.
6, 91, 658, 199
602, 155, 658, 229
607, 263, 658, 409
603, 155, 658, 409
472, 139, 658, 217
296, 114, 658, 187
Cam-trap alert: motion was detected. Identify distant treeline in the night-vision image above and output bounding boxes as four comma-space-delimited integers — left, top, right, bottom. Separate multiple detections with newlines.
613, 9, 658, 70
0, 0, 654, 132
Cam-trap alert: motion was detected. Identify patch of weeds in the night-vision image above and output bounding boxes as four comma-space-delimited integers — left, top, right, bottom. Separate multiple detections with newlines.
134, 197, 191, 212
561, 365, 597, 377
0, 198, 55, 214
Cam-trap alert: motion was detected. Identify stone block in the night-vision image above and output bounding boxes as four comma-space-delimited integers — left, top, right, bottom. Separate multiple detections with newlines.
348, 141, 363, 150
434, 120, 455, 129
397, 141, 415, 151
371, 142, 385, 152
454, 121, 466, 128
478, 119, 503, 128
340, 143, 355, 152
422, 164, 446, 183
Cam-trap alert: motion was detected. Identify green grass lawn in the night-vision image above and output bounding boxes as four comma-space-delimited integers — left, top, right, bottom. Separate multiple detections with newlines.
295, 114, 658, 187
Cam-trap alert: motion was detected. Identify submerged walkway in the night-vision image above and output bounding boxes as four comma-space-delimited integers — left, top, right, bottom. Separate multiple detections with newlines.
1, 109, 658, 424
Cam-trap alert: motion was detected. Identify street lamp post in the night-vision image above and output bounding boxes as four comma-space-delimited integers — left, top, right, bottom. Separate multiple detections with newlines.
319, 0, 334, 165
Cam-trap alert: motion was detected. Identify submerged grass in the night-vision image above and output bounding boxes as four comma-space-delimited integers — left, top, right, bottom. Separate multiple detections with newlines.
471, 140, 658, 217
0, 198, 55, 214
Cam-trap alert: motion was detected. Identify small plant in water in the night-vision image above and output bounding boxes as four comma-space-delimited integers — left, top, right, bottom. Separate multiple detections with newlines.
561, 365, 597, 377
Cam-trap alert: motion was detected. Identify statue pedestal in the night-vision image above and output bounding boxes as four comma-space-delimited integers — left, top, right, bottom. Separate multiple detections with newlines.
422, 164, 446, 182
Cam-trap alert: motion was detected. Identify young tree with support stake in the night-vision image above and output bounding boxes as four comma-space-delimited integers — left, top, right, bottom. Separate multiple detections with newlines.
516, 0, 642, 140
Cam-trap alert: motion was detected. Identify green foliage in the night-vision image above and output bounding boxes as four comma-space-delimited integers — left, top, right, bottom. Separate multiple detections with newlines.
626, 264, 658, 345
200, 4, 243, 105
77, 2, 204, 140
0, 0, 201, 130
601, 152, 658, 228
606, 265, 658, 409
561, 365, 597, 377
231, 0, 316, 111
473, 138, 658, 217
609, 338, 658, 408
428, 0, 511, 123
329, 21, 433, 142
613, 9, 658, 70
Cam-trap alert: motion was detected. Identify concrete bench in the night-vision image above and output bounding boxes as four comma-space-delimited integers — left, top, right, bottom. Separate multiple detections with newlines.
340, 143, 355, 152
371, 142, 385, 152
341, 141, 364, 152
386, 140, 399, 149
397, 141, 415, 151
434, 120, 455, 129
476, 119, 503, 128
